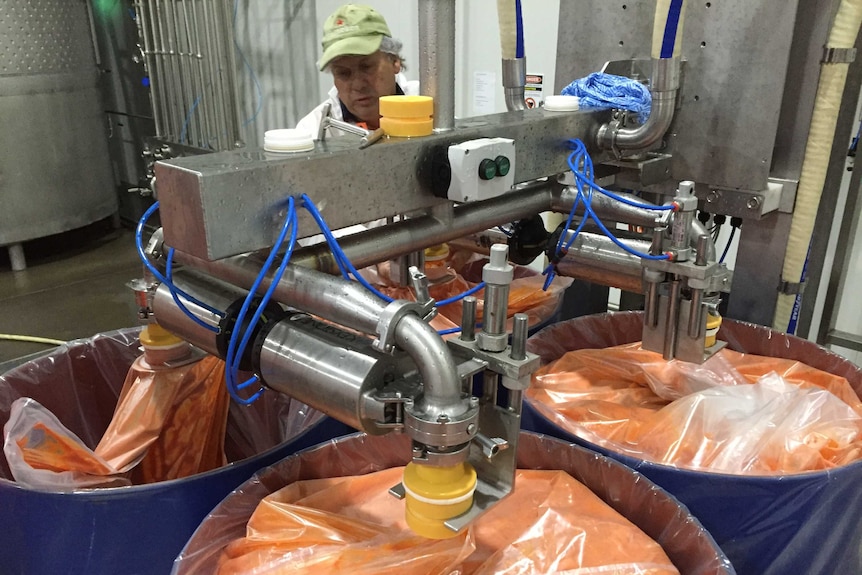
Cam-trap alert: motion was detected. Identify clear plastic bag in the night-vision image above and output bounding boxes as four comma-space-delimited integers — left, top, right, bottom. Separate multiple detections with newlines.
212, 466, 679, 575
3, 354, 230, 489
528, 343, 862, 474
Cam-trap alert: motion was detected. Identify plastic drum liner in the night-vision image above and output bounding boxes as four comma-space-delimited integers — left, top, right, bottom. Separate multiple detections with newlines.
173, 431, 734, 575
0, 328, 353, 575
521, 311, 862, 575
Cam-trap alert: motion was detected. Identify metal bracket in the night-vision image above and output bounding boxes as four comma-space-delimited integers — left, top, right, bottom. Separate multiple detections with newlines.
778, 278, 806, 295
697, 177, 797, 220
823, 46, 857, 64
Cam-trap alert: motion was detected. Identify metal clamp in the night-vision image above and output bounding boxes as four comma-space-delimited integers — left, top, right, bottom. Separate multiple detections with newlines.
823, 46, 857, 64
373, 299, 435, 354
778, 278, 806, 295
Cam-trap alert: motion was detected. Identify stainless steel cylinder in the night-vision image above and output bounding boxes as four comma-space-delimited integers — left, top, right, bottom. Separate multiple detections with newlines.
258, 314, 406, 434
502, 57, 527, 112
554, 185, 669, 229
554, 231, 649, 292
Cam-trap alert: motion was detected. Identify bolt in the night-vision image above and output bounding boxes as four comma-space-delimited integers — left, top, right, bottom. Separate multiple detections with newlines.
467, 423, 477, 434
470, 397, 479, 406
437, 413, 449, 423
412, 446, 425, 458
747, 196, 761, 210
706, 190, 720, 203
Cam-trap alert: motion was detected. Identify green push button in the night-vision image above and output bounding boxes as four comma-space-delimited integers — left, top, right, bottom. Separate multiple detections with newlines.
494, 155, 511, 177
478, 158, 497, 180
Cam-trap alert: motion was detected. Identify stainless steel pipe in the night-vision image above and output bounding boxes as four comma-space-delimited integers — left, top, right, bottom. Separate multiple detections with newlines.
292, 180, 558, 273
597, 58, 680, 153
418, 0, 456, 131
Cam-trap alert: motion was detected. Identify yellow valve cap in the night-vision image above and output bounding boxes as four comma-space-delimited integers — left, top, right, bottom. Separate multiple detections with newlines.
380, 116, 433, 137
424, 243, 450, 261
705, 311, 723, 348
379, 95, 434, 119
402, 461, 477, 539
139, 323, 185, 349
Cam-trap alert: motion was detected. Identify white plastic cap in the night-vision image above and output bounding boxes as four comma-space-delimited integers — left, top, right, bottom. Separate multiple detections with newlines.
543, 95, 580, 112
264, 129, 315, 153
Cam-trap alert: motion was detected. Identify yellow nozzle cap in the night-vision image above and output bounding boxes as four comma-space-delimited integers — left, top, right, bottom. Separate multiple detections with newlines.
424, 243, 450, 262
380, 116, 433, 137
139, 323, 184, 348
705, 311, 722, 348
402, 461, 477, 539
379, 95, 434, 118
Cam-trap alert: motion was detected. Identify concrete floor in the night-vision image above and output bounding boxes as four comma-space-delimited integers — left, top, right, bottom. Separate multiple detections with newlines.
0, 219, 142, 369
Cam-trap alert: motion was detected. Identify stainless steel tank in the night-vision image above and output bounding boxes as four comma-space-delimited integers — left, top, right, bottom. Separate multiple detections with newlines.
0, 0, 117, 271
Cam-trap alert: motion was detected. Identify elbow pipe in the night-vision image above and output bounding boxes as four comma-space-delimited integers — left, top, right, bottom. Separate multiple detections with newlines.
395, 314, 463, 414
596, 57, 680, 153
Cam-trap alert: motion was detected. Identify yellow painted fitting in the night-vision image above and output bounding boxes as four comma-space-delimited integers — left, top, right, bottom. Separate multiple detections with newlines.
379, 95, 434, 137
705, 311, 722, 348
379, 95, 434, 118
140, 323, 190, 364
402, 461, 477, 539
139, 323, 184, 348
424, 243, 450, 261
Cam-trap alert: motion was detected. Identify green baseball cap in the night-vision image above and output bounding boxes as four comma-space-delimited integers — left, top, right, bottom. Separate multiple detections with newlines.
318, 4, 392, 71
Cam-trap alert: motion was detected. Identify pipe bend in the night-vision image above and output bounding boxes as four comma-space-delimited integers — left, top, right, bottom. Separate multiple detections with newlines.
597, 57, 681, 153
598, 90, 676, 152
394, 313, 463, 415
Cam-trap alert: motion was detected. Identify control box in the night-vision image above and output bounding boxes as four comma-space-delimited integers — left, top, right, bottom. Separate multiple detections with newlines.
447, 138, 516, 203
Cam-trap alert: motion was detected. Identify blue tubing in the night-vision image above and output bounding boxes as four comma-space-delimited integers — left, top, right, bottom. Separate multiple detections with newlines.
660, 0, 685, 59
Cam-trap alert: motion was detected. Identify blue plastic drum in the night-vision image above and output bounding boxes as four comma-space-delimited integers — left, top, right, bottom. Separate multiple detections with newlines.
0, 328, 352, 575
174, 431, 734, 574
521, 311, 862, 575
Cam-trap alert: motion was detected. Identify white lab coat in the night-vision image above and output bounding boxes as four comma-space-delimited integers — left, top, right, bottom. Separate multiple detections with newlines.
296, 72, 420, 139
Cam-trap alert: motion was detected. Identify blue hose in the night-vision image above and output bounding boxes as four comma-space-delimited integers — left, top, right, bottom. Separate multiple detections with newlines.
515, 0, 525, 58
660, 0, 685, 59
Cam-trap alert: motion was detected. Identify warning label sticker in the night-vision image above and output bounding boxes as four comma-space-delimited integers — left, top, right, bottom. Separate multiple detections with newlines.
525, 73, 544, 108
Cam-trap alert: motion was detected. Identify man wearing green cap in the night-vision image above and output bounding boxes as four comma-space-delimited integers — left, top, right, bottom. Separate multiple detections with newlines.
296, 4, 418, 137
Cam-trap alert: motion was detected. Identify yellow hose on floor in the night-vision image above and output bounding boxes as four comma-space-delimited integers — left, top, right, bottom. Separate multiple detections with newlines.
0, 334, 66, 346
773, 0, 862, 331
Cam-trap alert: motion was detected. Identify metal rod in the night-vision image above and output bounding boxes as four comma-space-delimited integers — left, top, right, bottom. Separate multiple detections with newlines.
418, 0, 456, 131
190, 0, 215, 148
179, 0, 203, 147
135, 0, 164, 135
218, 0, 243, 146
695, 233, 709, 266
663, 277, 681, 360
510, 313, 528, 360
687, 288, 704, 338
201, 0, 227, 149
147, 0, 171, 136
483, 371, 498, 405
645, 278, 660, 328
507, 389, 523, 414
460, 295, 477, 341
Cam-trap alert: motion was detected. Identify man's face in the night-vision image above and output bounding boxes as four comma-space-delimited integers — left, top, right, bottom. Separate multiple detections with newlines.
330, 51, 401, 128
